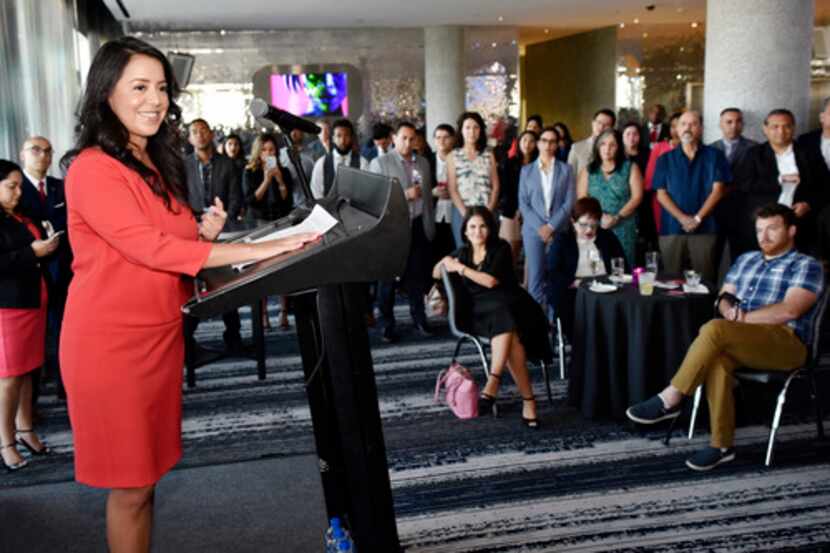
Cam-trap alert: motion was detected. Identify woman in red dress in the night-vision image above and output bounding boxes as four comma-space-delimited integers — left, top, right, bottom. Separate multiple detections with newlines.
61, 37, 318, 553
0, 160, 59, 471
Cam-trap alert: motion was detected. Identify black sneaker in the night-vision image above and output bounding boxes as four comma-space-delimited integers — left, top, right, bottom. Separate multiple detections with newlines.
625, 395, 681, 424
686, 447, 735, 471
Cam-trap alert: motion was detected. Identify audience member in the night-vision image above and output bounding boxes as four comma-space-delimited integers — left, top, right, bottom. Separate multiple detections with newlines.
17, 135, 72, 402
362, 122, 393, 162
446, 111, 500, 246
499, 129, 538, 260
0, 159, 58, 471
546, 197, 627, 339
370, 122, 435, 342
653, 110, 728, 282
279, 128, 315, 207
621, 122, 649, 176
519, 127, 576, 307
644, 103, 670, 148
507, 114, 543, 158
567, 108, 616, 178
710, 108, 757, 169
429, 124, 457, 262
622, 122, 658, 260
553, 122, 574, 163
626, 203, 823, 471
644, 112, 682, 235
223, 133, 246, 219
797, 98, 830, 262
433, 206, 551, 428
59, 37, 317, 552
734, 109, 819, 257
413, 126, 433, 159
577, 129, 643, 266
309, 119, 368, 199
309, 120, 332, 161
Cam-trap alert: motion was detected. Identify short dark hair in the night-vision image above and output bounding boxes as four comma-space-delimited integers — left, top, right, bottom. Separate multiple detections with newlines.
539, 126, 560, 141
461, 206, 499, 248
553, 122, 573, 146
668, 112, 683, 125
719, 107, 742, 118
527, 114, 543, 127
572, 197, 603, 221
764, 109, 795, 126
332, 118, 355, 135
0, 159, 22, 182
188, 118, 210, 131
588, 129, 625, 174
593, 108, 617, 127
434, 123, 455, 137
755, 203, 796, 227
395, 121, 416, 134
372, 122, 393, 140
456, 111, 488, 153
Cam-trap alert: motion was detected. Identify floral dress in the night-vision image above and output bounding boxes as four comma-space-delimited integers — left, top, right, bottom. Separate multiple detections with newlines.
588, 160, 636, 265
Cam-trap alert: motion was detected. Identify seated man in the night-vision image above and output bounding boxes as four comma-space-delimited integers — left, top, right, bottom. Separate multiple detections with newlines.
626, 203, 824, 471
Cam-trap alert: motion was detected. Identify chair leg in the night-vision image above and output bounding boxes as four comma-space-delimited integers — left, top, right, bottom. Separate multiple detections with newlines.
451, 338, 464, 365
808, 370, 826, 440
540, 361, 553, 404
688, 385, 702, 440
556, 318, 565, 380
471, 337, 490, 380
766, 374, 796, 467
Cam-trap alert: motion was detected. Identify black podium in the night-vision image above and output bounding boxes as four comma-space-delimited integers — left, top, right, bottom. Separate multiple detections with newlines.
183, 167, 408, 552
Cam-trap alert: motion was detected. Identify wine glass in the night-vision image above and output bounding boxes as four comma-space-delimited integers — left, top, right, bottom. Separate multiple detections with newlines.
589, 249, 601, 285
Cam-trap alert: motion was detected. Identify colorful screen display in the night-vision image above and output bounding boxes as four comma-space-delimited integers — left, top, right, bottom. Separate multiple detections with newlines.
270, 72, 349, 117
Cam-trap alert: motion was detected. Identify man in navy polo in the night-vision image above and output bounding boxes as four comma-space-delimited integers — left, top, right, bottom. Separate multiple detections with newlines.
653, 110, 730, 282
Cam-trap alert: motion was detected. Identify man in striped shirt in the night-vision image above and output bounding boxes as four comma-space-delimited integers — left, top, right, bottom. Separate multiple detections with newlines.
626, 203, 824, 471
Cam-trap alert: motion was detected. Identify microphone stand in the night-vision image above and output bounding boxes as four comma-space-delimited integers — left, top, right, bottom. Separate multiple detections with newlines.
279, 131, 315, 207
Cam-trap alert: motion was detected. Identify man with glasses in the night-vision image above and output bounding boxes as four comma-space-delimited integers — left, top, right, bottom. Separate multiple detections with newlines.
18, 136, 72, 402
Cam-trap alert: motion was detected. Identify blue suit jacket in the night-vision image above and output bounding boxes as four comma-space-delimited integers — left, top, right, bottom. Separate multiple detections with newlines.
518, 159, 575, 237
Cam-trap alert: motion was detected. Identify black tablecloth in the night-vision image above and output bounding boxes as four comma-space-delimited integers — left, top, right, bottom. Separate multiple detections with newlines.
569, 278, 714, 419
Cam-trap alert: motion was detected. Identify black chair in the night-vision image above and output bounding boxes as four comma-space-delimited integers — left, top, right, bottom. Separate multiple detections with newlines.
440, 266, 554, 406
682, 287, 829, 466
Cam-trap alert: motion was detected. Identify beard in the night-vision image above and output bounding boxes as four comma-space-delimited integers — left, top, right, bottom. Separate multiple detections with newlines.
334, 144, 352, 156
680, 132, 695, 145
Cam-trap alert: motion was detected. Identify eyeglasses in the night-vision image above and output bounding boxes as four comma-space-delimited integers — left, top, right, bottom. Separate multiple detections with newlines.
576, 222, 599, 230
24, 145, 53, 156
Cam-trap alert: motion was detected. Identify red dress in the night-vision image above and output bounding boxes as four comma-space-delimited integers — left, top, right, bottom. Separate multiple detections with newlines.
61, 149, 213, 488
0, 216, 48, 377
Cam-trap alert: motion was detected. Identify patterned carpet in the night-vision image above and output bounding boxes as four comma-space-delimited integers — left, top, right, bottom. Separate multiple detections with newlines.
10, 302, 830, 552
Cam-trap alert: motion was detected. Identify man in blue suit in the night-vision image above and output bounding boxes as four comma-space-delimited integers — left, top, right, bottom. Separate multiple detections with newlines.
519, 127, 576, 308
18, 136, 72, 401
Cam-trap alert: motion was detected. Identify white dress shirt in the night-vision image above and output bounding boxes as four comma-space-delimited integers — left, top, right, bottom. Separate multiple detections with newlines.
774, 145, 799, 207
309, 150, 368, 199
575, 238, 607, 278
539, 159, 556, 217
434, 155, 453, 223
821, 135, 830, 170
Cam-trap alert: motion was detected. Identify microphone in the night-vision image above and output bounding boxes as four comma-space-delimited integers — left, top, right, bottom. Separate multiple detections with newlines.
250, 98, 321, 135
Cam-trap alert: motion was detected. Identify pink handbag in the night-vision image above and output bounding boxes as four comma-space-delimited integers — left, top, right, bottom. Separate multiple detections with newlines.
434, 363, 479, 419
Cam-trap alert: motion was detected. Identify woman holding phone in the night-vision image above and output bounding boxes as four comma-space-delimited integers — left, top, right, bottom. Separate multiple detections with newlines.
0, 159, 58, 471
60, 37, 318, 552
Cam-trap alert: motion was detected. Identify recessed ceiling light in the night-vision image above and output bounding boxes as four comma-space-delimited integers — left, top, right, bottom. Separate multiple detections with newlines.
619, 22, 625, 28
691, 21, 699, 28
491, 42, 498, 48
219, 29, 227, 35
633, 17, 640, 24
544, 28, 550, 34
498, 16, 504, 22
511, 39, 517, 46
642, 32, 649, 38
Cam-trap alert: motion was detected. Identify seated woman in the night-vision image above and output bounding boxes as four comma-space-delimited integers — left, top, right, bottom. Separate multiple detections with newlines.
546, 197, 627, 340
433, 206, 552, 428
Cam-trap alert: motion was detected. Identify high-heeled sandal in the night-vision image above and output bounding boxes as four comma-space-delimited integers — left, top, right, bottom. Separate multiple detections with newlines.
478, 373, 501, 417
15, 429, 50, 455
521, 397, 540, 430
1, 444, 28, 472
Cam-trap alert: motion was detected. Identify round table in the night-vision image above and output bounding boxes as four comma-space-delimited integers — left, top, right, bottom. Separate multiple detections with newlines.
569, 277, 714, 419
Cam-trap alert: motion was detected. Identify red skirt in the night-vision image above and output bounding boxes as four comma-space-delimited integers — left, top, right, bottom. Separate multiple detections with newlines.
0, 278, 47, 378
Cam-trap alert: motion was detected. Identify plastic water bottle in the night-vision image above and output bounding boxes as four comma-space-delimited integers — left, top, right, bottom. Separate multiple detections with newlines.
325, 518, 343, 552
336, 536, 355, 552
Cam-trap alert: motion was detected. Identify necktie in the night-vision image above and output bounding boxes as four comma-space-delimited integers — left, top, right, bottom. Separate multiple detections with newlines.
38, 181, 47, 202
650, 128, 658, 143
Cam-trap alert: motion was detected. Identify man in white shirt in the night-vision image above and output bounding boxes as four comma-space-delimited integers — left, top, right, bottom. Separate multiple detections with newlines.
309, 119, 368, 199
430, 124, 456, 261
567, 109, 615, 178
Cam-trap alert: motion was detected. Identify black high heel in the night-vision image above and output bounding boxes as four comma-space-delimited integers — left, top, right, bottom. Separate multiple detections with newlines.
1, 444, 28, 472
521, 397, 540, 430
479, 373, 501, 417
15, 429, 50, 455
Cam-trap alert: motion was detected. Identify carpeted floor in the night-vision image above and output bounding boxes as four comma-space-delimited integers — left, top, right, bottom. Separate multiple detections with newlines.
4, 302, 830, 552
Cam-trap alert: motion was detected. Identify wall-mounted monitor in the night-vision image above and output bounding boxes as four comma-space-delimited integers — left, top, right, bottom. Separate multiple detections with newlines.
270, 72, 349, 117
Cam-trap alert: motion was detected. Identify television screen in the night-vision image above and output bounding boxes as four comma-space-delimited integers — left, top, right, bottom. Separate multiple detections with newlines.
270, 72, 349, 117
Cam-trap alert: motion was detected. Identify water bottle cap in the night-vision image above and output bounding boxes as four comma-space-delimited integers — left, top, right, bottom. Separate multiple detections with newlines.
329, 517, 341, 527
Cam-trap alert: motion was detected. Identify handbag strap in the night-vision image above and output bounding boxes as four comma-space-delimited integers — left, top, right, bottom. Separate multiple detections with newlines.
434, 369, 448, 403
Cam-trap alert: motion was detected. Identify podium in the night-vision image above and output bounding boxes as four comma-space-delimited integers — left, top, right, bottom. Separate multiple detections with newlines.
183, 167, 407, 551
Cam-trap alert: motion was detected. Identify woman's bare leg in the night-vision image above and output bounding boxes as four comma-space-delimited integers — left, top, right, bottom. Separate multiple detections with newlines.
107, 485, 155, 553
505, 333, 537, 420
0, 376, 24, 466
482, 332, 512, 397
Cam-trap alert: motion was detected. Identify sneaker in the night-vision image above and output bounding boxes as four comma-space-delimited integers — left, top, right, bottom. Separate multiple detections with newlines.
625, 395, 681, 424
686, 447, 735, 471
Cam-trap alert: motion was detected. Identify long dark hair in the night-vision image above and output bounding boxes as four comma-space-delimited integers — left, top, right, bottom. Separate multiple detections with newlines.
0, 159, 21, 182
461, 206, 500, 249
587, 129, 626, 174
553, 122, 573, 148
62, 37, 187, 211
456, 111, 488, 153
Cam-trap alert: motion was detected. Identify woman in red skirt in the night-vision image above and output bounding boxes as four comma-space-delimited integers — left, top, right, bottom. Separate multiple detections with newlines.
0, 159, 60, 471
61, 38, 319, 553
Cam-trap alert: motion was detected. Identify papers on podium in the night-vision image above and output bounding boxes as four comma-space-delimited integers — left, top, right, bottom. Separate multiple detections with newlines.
232, 205, 338, 272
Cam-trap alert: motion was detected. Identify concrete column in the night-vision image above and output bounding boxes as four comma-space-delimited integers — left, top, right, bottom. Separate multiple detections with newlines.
703, 0, 814, 143
424, 26, 465, 145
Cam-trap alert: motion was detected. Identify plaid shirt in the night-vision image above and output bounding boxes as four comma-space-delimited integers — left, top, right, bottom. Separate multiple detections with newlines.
724, 249, 824, 343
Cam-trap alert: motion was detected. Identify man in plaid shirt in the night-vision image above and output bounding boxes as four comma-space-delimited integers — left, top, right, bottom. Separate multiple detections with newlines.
627, 203, 824, 471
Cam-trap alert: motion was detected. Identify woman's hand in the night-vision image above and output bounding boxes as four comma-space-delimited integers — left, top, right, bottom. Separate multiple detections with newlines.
259, 232, 321, 258
266, 165, 283, 183
600, 213, 618, 229
31, 234, 60, 258
199, 197, 228, 241
442, 256, 466, 274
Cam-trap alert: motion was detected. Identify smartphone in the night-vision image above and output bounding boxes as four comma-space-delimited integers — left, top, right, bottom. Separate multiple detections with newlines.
264, 156, 277, 171
51, 230, 65, 239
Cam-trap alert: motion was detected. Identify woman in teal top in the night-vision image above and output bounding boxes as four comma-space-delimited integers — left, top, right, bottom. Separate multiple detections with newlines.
576, 129, 643, 265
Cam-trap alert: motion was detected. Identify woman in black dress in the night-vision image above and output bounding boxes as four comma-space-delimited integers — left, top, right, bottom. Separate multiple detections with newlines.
433, 206, 551, 428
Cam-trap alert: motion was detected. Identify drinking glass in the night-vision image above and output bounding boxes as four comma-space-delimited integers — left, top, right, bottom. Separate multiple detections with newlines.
611, 257, 625, 278
638, 271, 656, 296
645, 251, 659, 275
684, 270, 701, 288
588, 249, 602, 277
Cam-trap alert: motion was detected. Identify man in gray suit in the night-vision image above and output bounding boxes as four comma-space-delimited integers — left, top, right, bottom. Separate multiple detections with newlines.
710, 108, 757, 170
184, 118, 243, 353
370, 121, 436, 342
567, 108, 616, 178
